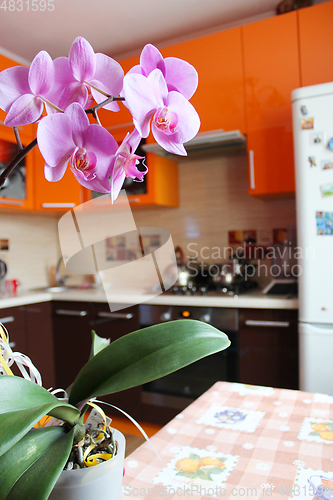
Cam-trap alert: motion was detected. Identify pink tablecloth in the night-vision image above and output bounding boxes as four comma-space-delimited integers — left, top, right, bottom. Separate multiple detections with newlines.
122, 382, 333, 499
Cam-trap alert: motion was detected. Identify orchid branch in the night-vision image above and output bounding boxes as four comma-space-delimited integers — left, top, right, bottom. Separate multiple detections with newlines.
13, 127, 23, 150
0, 94, 126, 188
85, 95, 125, 115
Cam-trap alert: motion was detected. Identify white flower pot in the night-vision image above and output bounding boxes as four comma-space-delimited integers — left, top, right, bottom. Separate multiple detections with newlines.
49, 430, 125, 500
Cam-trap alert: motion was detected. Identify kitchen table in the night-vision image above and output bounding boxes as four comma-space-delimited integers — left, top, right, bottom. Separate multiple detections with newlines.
122, 381, 333, 499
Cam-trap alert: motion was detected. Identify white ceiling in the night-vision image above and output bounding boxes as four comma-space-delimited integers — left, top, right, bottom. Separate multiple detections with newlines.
0, 0, 326, 65
0, 0, 283, 63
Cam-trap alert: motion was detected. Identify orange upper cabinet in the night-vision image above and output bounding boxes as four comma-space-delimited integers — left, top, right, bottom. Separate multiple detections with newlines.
298, 1, 333, 87
160, 28, 246, 134
242, 12, 300, 197
32, 142, 83, 211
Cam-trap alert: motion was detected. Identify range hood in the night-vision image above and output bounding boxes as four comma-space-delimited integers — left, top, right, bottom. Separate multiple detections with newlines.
142, 129, 246, 158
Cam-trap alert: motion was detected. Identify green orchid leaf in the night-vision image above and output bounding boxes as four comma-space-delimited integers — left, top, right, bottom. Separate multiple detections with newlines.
5, 426, 75, 500
69, 319, 230, 406
0, 376, 79, 422
90, 330, 110, 358
0, 426, 68, 500
0, 377, 79, 457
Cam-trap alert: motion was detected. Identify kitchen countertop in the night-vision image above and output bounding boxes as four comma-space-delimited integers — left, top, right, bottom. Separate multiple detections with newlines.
0, 287, 298, 310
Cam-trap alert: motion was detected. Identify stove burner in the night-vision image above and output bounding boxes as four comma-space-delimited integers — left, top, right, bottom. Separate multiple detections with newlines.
169, 281, 257, 296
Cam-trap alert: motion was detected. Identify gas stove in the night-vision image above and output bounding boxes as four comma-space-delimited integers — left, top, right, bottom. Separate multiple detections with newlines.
168, 281, 258, 296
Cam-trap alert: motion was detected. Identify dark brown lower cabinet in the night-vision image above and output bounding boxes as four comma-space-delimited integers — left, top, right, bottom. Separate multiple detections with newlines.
52, 301, 141, 420
25, 301, 55, 389
238, 309, 299, 390
0, 302, 55, 388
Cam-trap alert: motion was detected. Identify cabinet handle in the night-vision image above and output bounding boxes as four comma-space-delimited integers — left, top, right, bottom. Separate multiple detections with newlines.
129, 198, 140, 203
55, 309, 88, 317
249, 150, 255, 190
0, 200, 23, 206
42, 203, 76, 208
0, 316, 15, 324
245, 319, 290, 328
97, 312, 133, 320
9, 342, 15, 348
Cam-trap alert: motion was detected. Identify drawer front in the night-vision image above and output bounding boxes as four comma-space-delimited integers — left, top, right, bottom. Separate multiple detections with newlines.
0, 306, 25, 332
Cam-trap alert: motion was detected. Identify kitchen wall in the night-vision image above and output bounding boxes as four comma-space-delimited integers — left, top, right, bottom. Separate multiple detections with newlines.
0, 150, 296, 290
0, 213, 60, 289
132, 150, 297, 286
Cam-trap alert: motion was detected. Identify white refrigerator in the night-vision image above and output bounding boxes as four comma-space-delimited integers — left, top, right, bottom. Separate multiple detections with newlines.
292, 81, 333, 395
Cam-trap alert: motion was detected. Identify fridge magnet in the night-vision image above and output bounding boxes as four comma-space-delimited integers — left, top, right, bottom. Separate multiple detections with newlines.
308, 156, 316, 167
316, 212, 333, 235
328, 138, 333, 151
151, 446, 239, 491
298, 417, 333, 444
300, 105, 308, 116
290, 466, 333, 499
310, 132, 324, 145
320, 183, 333, 198
301, 117, 314, 129
321, 159, 333, 170
196, 404, 265, 433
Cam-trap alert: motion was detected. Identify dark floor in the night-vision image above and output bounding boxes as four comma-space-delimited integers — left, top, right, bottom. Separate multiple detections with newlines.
124, 433, 146, 457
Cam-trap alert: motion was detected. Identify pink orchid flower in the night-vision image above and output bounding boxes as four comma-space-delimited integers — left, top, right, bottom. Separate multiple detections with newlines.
111, 128, 147, 202
37, 102, 118, 192
128, 44, 198, 100
123, 69, 200, 156
0, 51, 55, 126
47, 37, 124, 112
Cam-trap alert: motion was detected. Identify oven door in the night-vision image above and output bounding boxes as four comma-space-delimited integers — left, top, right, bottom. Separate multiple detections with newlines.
139, 305, 239, 420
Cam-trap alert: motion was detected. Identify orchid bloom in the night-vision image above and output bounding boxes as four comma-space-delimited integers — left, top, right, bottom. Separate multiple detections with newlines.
37, 102, 118, 192
111, 129, 147, 202
47, 37, 124, 112
128, 44, 198, 100
123, 69, 200, 155
0, 51, 56, 126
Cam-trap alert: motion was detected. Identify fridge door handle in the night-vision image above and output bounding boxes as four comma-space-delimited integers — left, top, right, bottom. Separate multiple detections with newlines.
249, 150, 255, 190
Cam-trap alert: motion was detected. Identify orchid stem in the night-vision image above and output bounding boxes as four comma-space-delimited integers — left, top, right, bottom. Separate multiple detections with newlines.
13, 127, 23, 150
42, 97, 64, 113
86, 95, 125, 115
0, 138, 37, 188
92, 109, 101, 126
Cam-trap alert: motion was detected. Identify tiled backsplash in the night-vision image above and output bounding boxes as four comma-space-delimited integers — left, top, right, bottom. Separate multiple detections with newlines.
0, 213, 60, 290
132, 151, 297, 285
0, 150, 296, 290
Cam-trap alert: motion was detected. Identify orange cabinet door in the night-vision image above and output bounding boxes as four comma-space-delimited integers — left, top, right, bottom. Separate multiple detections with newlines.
159, 28, 246, 134
32, 144, 83, 211
298, 0, 333, 87
242, 11, 300, 197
